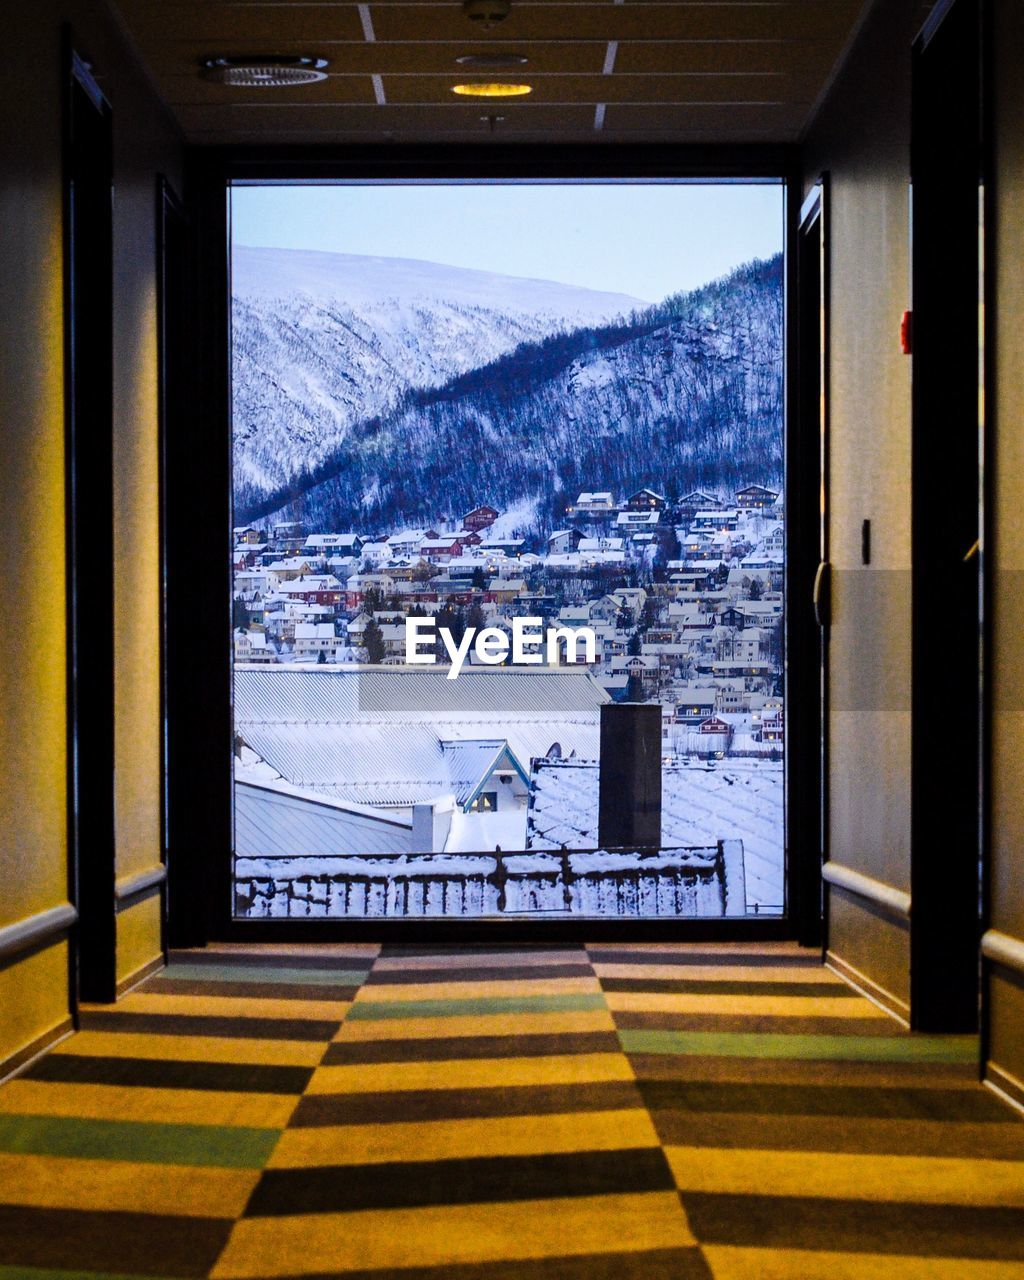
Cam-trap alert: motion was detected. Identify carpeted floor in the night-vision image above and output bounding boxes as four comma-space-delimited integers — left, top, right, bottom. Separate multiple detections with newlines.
1, 941, 1023, 1278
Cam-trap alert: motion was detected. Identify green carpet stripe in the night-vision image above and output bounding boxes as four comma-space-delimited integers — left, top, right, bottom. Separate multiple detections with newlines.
0, 1113, 280, 1168
618, 1029, 978, 1062
348, 994, 608, 1020
165, 963, 369, 986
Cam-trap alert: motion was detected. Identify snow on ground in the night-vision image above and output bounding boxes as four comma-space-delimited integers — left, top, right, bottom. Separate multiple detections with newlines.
233, 245, 646, 322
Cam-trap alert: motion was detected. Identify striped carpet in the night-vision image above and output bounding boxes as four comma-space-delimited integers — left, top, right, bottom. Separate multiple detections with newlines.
1, 941, 1023, 1278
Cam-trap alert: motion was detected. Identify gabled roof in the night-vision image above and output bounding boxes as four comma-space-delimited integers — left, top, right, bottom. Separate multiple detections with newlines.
441, 739, 530, 810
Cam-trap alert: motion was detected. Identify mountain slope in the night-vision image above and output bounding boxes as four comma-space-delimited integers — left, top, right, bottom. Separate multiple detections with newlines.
243, 255, 783, 538
232, 246, 646, 505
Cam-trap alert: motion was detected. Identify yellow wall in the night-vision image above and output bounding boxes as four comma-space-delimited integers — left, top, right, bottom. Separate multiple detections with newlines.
988, 0, 1024, 1103
802, 0, 922, 1012
0, 0, 180, 1068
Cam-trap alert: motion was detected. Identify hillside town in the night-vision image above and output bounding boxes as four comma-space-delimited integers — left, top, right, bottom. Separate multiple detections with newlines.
233, 481, 784, 759
231, 482, 785, 917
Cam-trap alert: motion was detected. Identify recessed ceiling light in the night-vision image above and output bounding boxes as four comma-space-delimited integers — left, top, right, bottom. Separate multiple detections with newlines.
200, 56, 329, 87
452, 82, 532, 97
456, 53, 529, 68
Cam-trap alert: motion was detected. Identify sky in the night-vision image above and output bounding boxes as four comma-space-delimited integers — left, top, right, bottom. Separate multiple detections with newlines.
231, 182, 784, 304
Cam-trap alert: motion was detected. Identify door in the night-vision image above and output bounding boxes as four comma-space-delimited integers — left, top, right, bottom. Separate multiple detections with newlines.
910, 0, 984, 1031
63, 41, 116, 1001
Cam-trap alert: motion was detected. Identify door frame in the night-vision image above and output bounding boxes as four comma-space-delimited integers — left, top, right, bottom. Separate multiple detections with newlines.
63, 33, 116, 1002
175, 143, 815, 943
790, 175, 830, 950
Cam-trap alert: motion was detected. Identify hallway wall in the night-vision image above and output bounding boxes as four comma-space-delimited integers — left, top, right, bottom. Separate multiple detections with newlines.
0, 0, 180, 1073
802, 0, 922, 1018
988, 0, 1024, 1108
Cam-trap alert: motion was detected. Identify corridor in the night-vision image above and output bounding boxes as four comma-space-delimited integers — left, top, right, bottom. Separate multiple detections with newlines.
1, 942, 1022, 1278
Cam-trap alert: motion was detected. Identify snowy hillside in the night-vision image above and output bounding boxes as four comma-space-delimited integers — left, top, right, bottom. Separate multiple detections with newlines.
246, 255, 784, 536
232, 246, 646, 504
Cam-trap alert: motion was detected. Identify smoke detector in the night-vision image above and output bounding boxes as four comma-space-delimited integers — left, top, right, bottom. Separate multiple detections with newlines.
463, 0, 511, 28
200, 56, 329, 87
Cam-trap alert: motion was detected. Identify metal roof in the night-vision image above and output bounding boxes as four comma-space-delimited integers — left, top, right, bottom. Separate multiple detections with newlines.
235, 779, 410, 858
234, 667, 604, 808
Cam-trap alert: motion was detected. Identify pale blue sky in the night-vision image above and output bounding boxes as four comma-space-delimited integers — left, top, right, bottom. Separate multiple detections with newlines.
231, 182, 784, 304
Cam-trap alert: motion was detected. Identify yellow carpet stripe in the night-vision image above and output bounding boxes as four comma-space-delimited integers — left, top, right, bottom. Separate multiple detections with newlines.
53, 1031, 326, 1067
0, 1080, 295, 1128
592, 963, 849, 983
109, 993, 350, 1020
269, 1108, 660, 1167
665, 1145, 1024, 1207
604, 992, 881, 1018
307, 1053, 634, 1096
702, 1246, 1024, 1280
210, 1192, 696, 1277
0, 1151, 259, 1216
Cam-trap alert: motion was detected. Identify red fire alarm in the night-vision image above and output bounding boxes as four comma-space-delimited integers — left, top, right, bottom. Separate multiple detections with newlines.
900, 310, 913, 355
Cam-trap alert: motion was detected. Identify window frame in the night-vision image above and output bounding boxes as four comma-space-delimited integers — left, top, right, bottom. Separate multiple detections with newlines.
175, 142, 810, 944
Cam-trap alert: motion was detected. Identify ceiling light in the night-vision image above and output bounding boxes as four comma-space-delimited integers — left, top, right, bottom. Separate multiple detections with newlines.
452, 83, 532, 97
200, 56, 329, 87
456, 53, 529, 68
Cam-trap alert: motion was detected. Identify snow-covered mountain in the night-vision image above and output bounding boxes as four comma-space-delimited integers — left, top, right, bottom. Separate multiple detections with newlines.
232, 246, 646, 504
243, 256, 784, 537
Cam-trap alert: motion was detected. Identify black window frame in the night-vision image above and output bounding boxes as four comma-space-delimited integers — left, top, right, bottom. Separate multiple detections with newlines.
174, 142, 812, 944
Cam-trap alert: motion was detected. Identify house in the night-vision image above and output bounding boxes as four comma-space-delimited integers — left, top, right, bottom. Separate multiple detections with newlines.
547, 528, 583, 555
293, 623, 340, 661
234, 526, 261, 546
616, 510, 662, 530
462, 505, 499, 533
419, 537, 463, 563
624, 487, 667, 512
265, 558, 313, 587
304, 533, 363, 556
360, 541, 392, 566
568, 491, 616, 517
233, 628, 276, 663
736, 485, 780, 511
676, 691, 718, 724
479, 537, 525, 558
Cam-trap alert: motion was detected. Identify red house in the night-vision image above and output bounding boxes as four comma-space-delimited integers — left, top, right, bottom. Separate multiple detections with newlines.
462, 505, 499, 533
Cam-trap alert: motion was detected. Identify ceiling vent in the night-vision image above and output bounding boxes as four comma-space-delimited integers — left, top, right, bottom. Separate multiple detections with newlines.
200, 56, 329, 87
463, 0, 512, 28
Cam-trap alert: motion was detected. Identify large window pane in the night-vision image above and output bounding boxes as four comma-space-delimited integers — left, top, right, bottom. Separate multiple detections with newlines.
230, 181, 785, 920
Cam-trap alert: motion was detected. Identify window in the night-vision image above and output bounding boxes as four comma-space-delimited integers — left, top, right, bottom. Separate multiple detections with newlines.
228, 178, 787, 923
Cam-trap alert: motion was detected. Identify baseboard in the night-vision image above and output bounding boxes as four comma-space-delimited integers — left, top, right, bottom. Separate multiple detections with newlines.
116, 953, 165, 997
0, 1017, 75, 1085
985, 1060, 1024, 1118
826, 949, 911, 1027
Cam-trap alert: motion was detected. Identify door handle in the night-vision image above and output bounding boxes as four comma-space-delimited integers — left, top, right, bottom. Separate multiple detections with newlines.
813, 560, 832, 629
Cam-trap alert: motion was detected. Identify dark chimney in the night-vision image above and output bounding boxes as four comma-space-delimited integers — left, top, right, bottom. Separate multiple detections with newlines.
598, 703, 662, 849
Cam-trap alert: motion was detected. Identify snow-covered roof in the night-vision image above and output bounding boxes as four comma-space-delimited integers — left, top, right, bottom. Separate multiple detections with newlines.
441, 739, 529, 809
235, 779, 410, 858
527, 756, 783, 909
234, 666, 607, 808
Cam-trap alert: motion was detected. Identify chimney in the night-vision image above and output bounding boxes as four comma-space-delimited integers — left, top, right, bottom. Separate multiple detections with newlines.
598, 703, 662, 849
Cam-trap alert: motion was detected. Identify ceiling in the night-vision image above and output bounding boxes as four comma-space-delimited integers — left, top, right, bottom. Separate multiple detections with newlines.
109, 0, 876, 147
